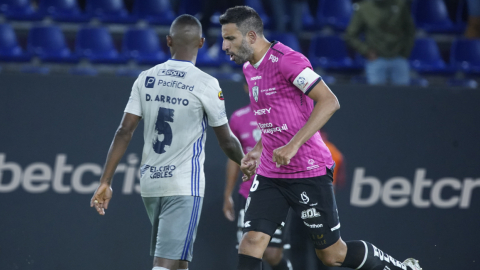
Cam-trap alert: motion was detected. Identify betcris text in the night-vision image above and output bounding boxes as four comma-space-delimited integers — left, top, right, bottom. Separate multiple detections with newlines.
350, 168, 479, 209
0, 153, 141, 194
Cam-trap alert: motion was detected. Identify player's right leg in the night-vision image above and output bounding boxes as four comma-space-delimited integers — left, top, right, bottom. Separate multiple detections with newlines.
237, 175, 291, 270
143, 196, 203, 270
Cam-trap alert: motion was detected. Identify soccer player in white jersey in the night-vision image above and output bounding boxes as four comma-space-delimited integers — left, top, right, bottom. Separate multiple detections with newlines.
90, 15, 244, 270
219, 6, 422, 270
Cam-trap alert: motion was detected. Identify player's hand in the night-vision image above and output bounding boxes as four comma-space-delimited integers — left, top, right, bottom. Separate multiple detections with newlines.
272, 143, 299, 167
223, 196, 235, 221
240, 150, 260, 181
90, 183, 112, 216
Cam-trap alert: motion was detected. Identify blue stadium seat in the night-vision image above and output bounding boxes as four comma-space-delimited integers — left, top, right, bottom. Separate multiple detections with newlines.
308, 35, 358, 71
196, 44, 222, 67
409, 38, 452, 74
86, 0, 136, 24
122, 28, 167, 65
0, 23, 31, 61
267, 33, 301, 52
450, 38, 480, 74
27, 25, 78, 63
245, 0, 271, 29
301, 2, 317, 31
0, 0, 42, 20
177, 0, 201, 16
412, 0, 464, 33
76, 27, 126, 64
133, 0, 175, 25
38, 0, 89, 22
316, 0, 353, 31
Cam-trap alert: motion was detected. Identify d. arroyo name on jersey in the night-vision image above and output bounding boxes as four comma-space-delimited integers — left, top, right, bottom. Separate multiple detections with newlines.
141, 164, 177, 179
146, 94, 190, 106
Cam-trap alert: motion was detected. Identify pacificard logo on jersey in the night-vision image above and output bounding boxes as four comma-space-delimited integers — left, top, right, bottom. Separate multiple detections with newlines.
145, 76, 156, 88
250, 76, 262, 81
157, 80, 194, 91
254, 107, 271, 115
158, 69, 187, 78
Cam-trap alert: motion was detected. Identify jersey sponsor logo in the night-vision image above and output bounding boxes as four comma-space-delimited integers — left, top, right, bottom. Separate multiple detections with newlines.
261, 87, 277, 96
218, 91, 224, 100
300, 191, 309, 204
250, 76, 262, 81
258, 123, 288, 134
252, 86, 259, 102
307, 159, 319, 170
146, 94, 189, 106
158, 69, 187, 78
253, 107, 271, 115
145, 76, 156, 88
301, 208, 321, 219
244, 221, 251, 227
141, 164, 176, 179
303, 221, 323, 228
157, 79, 194, 91
269, 54, 279, 63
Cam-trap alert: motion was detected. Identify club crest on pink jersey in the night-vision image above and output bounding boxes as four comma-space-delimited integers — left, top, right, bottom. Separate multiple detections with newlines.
252, 86, 259, 102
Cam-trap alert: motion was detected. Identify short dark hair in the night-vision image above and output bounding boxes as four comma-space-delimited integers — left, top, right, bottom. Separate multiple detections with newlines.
171, 14, 202, 31
219, 6, 264, 36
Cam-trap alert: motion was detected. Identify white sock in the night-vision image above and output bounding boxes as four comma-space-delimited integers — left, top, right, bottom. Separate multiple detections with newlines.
152, 267, 169, 270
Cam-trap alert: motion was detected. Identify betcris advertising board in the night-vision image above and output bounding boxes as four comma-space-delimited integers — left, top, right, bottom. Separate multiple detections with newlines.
0, 75, 479, 270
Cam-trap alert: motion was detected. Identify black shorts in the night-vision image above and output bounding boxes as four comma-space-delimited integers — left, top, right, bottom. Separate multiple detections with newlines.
243, 168, 340, 249
237, 194, 290, 249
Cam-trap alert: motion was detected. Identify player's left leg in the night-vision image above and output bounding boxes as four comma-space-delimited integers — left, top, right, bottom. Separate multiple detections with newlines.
143, 196, 203, 270
263, 217, 293, 270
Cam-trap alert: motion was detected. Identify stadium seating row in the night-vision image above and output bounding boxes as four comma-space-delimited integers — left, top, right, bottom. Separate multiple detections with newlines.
0, 0, 469, 33
1, 22, 479, 74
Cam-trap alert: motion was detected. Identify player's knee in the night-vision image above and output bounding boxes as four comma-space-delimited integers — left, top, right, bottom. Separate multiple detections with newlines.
263, 247, 283, 266
315, 249, 343, 267
240, 231, 269, 248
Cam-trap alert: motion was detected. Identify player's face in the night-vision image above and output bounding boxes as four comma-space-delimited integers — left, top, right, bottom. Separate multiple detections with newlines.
221, 23, 253, 65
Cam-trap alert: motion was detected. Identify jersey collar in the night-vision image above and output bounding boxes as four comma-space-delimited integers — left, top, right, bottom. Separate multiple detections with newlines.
168, 59, 194, 65
252, 41, 278, 69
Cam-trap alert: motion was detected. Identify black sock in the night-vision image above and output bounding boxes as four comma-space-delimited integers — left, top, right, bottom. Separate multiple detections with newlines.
271, 257, 291, 270
341, 241, 407, 270
238, 254, 263, 270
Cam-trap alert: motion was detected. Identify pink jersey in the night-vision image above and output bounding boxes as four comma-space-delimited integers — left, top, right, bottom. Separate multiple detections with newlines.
229, 105, 261, 198
243, 41, 334, 179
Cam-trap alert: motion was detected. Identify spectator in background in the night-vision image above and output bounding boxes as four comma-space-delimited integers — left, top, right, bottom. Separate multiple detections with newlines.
266, 0, 306, 34
345, 0, 415, 86
466, 0, 480, 38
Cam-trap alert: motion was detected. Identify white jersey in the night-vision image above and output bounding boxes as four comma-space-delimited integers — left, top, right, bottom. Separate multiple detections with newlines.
124, 59, 228, 197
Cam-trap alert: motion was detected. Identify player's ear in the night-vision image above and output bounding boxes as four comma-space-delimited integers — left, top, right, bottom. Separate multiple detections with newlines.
247, 30, 257, 44
199, 37, 205, 49
166, 35, 173, 48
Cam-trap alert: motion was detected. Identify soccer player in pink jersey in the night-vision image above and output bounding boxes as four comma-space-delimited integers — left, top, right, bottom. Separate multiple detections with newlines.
223, 84, 293, 270
219, 6, 422, 270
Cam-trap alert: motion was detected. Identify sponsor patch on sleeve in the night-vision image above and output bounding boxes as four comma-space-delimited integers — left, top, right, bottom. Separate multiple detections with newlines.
218, 91, 224, 100
293, 68, 321, 93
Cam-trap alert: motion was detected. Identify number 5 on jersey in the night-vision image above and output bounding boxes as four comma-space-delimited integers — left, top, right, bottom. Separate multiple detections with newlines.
153, 107, 174, 154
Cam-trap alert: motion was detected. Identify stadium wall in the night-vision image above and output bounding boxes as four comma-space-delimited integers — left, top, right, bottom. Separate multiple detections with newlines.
0, 74, 478, 270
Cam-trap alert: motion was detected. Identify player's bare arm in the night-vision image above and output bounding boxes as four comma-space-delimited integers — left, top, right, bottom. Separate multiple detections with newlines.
90, 112, 141, 215
213, 123, 245, 165
223, 159, 241, 221
272, 80, 340, 166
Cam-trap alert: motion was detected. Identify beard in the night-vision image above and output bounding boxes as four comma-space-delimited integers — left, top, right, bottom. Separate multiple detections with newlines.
230, 38, 254, 65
